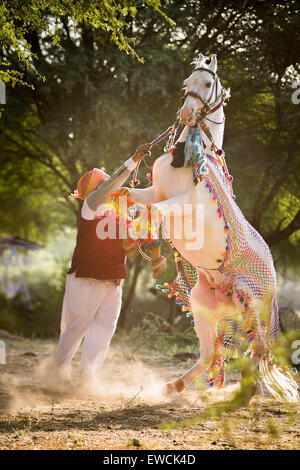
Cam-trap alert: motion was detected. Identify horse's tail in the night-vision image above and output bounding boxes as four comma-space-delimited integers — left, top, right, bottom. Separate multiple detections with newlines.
246, 293, 298, 402
258, 357, 298, 402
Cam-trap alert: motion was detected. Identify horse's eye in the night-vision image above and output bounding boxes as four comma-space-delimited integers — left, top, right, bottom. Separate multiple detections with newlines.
206, 82, 212, 88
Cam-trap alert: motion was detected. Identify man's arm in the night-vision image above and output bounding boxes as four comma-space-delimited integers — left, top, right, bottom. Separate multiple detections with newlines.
84, 143, 152, 214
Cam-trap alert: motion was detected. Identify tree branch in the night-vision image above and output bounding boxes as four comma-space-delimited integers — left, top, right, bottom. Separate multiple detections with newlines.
266, 209, 300, 246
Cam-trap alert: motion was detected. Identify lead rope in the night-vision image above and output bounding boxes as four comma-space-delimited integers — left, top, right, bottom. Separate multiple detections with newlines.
130, 120, 180, 188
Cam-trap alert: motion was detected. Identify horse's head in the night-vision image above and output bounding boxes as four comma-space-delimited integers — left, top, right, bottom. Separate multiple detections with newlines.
180, 53, 229, 126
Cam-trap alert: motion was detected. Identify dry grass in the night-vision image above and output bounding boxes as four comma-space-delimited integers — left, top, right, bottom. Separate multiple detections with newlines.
0, 336, 299, 450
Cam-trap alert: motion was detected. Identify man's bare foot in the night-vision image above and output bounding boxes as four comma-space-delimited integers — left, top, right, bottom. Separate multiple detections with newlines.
78, 374, 102, 396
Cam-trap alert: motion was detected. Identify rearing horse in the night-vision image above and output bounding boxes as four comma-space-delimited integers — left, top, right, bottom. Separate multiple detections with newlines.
127, 53, 298, 402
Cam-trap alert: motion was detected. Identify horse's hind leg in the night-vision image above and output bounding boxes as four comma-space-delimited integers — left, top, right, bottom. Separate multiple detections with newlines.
236, 303, 268, 405
166, 275, 217, 394
166, 314, 217, 394
224, 303, 265, 408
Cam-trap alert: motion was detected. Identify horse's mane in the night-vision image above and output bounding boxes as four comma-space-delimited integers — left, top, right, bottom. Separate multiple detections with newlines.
191, 53, 211, 70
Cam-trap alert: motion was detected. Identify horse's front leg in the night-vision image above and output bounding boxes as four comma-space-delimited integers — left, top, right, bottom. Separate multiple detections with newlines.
128, 186, 164, 206
152, 192, 191, 216
166, 272, 218, 394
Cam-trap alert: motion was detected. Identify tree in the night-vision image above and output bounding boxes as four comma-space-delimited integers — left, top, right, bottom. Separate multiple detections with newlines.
0, 0, 299, 269
0, 0, 171, 86
222, 1, 300, 267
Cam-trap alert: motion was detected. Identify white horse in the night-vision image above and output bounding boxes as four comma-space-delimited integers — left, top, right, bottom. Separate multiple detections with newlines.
127, 54, 298, 403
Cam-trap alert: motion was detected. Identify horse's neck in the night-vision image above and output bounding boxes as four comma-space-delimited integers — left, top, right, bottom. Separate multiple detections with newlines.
202, 107, 224, 150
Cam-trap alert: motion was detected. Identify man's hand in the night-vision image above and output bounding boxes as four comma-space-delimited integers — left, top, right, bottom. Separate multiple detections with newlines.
132, 143, 152, 162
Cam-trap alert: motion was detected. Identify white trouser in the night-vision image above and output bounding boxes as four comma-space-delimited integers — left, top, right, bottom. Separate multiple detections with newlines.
54, 272, 122, 379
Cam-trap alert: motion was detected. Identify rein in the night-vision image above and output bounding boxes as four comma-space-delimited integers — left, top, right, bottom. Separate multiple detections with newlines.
130, 120, 179, 188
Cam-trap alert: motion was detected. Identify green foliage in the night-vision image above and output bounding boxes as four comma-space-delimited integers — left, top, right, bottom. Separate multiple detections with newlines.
0, 284, 64, 338
0, 0, 172, 85
0, 0, 299, 266
115, 311, 198, 361
0, 1, 299, 336
0, 155, 74, 241
272, 329, 300, 368
0, 244, 70, 337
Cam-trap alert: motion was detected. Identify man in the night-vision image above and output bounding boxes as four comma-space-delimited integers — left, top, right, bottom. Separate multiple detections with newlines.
53, 143, 151, 390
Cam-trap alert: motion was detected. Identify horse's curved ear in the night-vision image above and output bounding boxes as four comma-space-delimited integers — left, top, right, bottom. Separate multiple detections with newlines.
193, 53, 207, 69
209, 54, 218, 73
197, 53, 206, 64
223, 87, 231, 101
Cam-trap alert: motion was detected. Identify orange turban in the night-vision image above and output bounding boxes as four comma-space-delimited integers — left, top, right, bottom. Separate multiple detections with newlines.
71, 168, 110, 200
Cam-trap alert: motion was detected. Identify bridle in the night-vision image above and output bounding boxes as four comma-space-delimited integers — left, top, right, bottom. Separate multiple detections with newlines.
183, 67, 226, 123
182, 66, 234, 198
130, 67, 230, 189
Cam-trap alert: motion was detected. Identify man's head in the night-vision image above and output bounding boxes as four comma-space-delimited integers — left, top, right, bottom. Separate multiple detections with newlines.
71, 168, 109, 200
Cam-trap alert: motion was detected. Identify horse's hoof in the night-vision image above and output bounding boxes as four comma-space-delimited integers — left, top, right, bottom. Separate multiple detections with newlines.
165, 379, 185, 396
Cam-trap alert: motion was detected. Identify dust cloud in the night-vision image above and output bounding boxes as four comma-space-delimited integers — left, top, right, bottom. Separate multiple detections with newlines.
0, 342, 239, 415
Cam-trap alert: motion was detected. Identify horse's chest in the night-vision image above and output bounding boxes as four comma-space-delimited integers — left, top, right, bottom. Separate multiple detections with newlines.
160, 166, 193, 200
158, 166, 226, 268
160, 165, 216, 208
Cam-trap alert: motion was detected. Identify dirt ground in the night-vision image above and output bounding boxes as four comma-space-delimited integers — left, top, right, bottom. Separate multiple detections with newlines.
0, 333, 299, 450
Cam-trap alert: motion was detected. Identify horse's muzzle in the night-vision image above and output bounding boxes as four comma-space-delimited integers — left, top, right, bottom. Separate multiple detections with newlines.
180, 104, 197, 126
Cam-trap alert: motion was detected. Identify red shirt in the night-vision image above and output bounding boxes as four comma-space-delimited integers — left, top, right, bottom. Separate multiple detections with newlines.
68, 213, 126, 282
